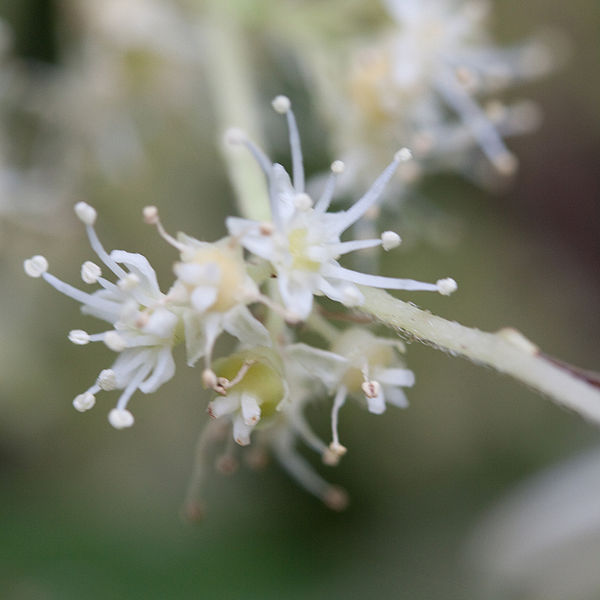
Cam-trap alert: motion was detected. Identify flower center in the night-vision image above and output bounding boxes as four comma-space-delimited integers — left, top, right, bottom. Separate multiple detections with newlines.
288, 228, 321, 272
192, 247, 247, 312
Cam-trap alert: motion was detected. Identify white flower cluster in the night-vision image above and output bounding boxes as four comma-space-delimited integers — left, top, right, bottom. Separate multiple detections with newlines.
25, 96, 456, 510
330, 0, 555, 186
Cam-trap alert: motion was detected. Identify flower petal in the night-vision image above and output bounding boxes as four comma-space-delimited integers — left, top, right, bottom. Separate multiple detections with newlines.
287, 343, 348, 391
222, 304, 271, 348
139, 347, 176, 393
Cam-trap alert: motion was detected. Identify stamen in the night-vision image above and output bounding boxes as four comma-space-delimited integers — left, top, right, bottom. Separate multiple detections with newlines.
181, 420, 224, 522
41, 272, 122, 317
314, 161, 344, 213
334, 150, 408, 233
215, 360, 256, 395
330, 385, 348, 452
143, 206, 186, 251
271, 430, 347, 510
272, 95, 304, 193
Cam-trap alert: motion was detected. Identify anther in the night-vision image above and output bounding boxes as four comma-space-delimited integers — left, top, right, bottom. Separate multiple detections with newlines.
24, 255, 48, 278
68, 329, 90, 345
108, 408, 134, 429
361, 380, 381, 399
436, 277, 458, 296
143, 205, 159, 225
73, 392, 96, 412
381, 231, 401, 251
331, 160, 345, 174
74, 202, 97, 226
81, 261, 101, 284
98, 369, 117, 391
394, 147, 413, 162
272, 95, 291, 114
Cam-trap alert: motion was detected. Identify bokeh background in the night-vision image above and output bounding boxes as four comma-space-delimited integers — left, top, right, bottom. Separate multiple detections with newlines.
0, 1, 599, 598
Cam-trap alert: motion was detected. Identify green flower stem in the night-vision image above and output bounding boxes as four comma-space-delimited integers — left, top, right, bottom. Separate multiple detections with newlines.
360, 287, 600, 423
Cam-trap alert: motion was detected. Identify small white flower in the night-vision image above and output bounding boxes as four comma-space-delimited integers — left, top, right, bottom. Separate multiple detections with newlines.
289, 328, 415, 453
26, 203, 179, 427
206, 349, 288, 447
145, 207, 272, 375
226, 97, 455, 320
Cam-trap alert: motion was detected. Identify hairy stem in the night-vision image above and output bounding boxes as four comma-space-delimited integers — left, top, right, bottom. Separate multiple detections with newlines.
359, 287, 600, 423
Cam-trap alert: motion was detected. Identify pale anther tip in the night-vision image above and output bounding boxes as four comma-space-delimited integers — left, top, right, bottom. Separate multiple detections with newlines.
74, 201, 97, 225
381, 231, 401, 251
81, 261, 101, 284
272, 95, 291, 114
73, 392, 96, 412
394, 147, 413, 162
24, 255, 48, 278
437, 278, 458, 296
68, 329, 90, 345
98, 369, 117, 391
330, 160, 345, 174
108, 408, 134, 429
224, 127, 246, 146
143, 205, 159, 225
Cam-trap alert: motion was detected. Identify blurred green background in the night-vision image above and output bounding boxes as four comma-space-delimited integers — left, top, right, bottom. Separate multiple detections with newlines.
0, 1, 599, 598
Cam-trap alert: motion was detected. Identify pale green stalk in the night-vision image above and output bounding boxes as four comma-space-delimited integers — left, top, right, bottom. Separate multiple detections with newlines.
203, 8, 270, 221
360, 287, 600, 423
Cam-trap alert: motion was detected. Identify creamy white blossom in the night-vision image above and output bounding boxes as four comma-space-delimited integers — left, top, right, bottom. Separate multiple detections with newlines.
24, 202, 178, 427
145, 207, 272, 376
289, 328, 415, 456
226, 96, 455, 320
205, 348, 288, 447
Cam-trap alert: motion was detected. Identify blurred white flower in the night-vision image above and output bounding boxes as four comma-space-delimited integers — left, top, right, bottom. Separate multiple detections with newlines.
468, 446, 600, 600
327, 0, 555, 186
143, 206, 272, 379
289, 328, 415, 457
